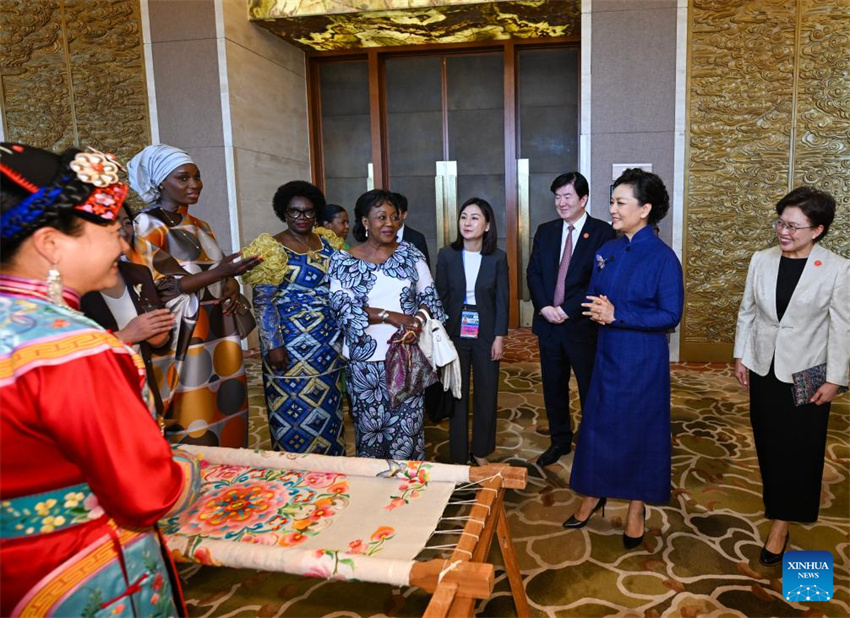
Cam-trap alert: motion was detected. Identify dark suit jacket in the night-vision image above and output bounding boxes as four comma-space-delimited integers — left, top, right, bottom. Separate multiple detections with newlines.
526, 215, 616, 340
81, 261, 171, 415
402, 225, 430, 267
436, 246, 509, 343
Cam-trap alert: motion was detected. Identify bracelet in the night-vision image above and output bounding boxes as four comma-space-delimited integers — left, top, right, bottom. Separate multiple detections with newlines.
379, 310, 389, 323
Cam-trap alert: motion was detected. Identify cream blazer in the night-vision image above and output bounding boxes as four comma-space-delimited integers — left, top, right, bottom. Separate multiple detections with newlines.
734, 244, 850, 386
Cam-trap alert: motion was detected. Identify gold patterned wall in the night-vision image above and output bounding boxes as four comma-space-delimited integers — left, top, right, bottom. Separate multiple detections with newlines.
0, 0, 150, 175
681, 0, 850, 361
250, 0, 580, 50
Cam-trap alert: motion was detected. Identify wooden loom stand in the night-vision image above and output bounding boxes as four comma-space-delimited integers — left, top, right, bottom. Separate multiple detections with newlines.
421, 463, 530, 618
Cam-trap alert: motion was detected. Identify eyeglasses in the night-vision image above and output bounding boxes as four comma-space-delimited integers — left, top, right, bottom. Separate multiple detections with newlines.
286, 208, 316, 220
773, 218, 813, 234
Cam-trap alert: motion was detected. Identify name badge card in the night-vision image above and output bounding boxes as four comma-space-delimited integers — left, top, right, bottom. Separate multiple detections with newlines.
460, 310, 480, 339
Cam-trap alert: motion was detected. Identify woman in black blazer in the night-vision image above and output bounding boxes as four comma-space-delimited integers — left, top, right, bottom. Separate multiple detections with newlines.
436, 198, 509, 465
81, 205, 174, 416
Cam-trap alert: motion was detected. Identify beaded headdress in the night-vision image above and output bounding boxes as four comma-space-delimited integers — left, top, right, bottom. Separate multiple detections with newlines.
0, 142, 128, 244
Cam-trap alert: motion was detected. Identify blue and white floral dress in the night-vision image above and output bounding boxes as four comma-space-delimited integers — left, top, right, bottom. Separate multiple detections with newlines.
328, 241, 446, 460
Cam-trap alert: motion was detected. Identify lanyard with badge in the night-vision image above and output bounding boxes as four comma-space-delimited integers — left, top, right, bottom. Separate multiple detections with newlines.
460, 250, 480, 339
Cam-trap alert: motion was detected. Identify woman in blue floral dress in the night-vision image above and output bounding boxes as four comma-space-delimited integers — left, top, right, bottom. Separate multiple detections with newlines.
242, 181, 346, 455
329, 190, 445, 460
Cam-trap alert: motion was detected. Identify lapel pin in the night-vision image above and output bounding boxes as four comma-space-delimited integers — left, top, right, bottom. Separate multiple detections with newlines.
814, 260, 822, 266
583, 232, 589, 239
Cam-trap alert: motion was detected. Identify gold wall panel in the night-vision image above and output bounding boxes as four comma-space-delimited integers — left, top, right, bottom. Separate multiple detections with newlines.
250, 0, 580, 50
682, 0, 850, 361
792, 0, 850, 258
0, 0, 150, 173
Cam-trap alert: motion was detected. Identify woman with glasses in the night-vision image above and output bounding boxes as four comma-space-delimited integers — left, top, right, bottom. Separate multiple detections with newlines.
81, 204, 174, 417
241, 181, 347, 454
734, 187, 849, 566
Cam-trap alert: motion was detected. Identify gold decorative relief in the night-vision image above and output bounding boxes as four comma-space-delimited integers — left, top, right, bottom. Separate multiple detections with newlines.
1, 0, 149, 185
251, 1, 580, 51
0, 1, 75, 150
682, 0, 849, 360
792, 0, 850, 258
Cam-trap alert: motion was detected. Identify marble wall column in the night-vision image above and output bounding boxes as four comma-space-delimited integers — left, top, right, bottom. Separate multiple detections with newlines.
143, 0, 310, 252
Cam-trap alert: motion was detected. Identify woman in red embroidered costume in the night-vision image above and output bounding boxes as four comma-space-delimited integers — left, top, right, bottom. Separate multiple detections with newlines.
0, 143, 200, 616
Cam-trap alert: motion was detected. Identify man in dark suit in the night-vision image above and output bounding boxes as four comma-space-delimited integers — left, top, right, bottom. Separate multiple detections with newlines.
393, 192, 431, 267
527, 171, 616, 467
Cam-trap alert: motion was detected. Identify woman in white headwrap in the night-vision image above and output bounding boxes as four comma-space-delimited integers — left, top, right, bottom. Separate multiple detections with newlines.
128, 144, 261, 447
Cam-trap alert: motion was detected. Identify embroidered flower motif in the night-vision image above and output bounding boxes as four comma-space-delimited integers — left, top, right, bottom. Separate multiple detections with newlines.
596, 254, 614, 270
69, 149, 124, 188
371, 526, 395, 541
34, 499, 57, 516
197, 485, 273, 526
63, 491, 85, 508
347, 539, 366, 554
814, 260, 822, 266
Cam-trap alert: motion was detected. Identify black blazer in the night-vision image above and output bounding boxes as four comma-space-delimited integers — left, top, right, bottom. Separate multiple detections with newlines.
436, 246, 509, 343
81, 261, 170, 415
526, 215, 616, 340
402, 225, 431, 267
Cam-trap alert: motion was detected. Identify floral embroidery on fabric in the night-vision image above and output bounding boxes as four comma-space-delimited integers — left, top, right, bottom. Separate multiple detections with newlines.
1, 483, 104, 538
160, 465, 350, 547
306, 527, 397, 578
384, 462, 431, 510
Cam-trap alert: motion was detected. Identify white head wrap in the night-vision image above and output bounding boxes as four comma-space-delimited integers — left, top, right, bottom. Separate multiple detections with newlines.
127, 144, 195, 205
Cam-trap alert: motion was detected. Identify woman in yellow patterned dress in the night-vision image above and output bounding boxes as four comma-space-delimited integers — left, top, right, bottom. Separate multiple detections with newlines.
127, 144, 261, 447
242, 181, 346, 454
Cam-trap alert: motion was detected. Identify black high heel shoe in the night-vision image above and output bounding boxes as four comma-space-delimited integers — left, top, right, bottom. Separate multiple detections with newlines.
623, 506, 646, 549
759, 532, 789, 567
563, 497, 607, 529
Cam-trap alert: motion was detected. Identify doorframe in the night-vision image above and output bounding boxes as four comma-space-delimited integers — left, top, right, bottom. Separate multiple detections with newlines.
306, 36, 580, 329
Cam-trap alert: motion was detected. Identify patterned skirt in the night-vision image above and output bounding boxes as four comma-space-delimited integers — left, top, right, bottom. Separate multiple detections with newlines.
263, 311, 345, 455
346, 360, 425, 460
165, 300, 249, 447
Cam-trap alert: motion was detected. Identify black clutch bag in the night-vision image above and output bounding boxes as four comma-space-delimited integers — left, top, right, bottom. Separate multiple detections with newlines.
791, 363, 848, 406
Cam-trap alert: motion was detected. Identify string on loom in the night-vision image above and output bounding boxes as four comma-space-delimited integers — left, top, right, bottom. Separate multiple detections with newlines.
438, 560, 462, 584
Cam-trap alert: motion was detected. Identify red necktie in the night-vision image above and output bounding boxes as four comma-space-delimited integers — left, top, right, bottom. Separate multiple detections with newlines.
552, 224, 574, 307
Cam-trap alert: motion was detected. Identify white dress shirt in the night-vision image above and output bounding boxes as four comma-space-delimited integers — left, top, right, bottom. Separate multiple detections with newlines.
559, 211, 588, 258
462, 250, 482, 305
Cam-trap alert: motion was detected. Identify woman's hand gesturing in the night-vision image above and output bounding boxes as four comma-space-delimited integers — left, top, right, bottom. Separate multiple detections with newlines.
582, 294, 615, 325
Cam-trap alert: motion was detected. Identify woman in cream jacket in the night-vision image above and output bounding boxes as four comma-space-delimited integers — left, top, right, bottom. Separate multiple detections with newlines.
734, 187, 849, 567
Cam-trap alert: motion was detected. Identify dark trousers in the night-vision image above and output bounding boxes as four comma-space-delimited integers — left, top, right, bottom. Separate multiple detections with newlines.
449, 336, 500, 464
750, 365, 831, 522
538, 330, 596, 449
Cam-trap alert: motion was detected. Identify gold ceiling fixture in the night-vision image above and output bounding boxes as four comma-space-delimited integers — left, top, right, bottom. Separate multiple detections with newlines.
249, 0, 581, 51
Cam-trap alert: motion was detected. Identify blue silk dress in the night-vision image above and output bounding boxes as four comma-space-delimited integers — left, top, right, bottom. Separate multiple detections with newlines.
569, 226, 684, 503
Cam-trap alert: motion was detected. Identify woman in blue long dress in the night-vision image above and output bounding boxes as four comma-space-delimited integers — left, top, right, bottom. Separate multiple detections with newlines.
242, 181, 346, 455
566, 168, 684, 549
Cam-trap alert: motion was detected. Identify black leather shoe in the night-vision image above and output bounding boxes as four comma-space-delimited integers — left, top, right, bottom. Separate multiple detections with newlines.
623, 506, 646, 549
563, 497, 607, 529
537, 444, 570, 467
759, 533, 789, 567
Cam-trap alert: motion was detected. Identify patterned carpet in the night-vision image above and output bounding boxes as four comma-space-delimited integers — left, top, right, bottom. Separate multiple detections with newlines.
180, 330, 849, 617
